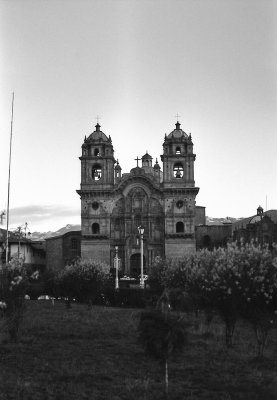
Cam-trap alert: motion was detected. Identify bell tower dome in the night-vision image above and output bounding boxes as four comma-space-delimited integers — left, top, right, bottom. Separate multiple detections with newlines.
161, 121, 196, 188
80, 123, 116, 190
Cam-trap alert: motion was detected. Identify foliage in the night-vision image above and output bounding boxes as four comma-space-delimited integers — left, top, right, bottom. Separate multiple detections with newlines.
56, 258, 111, 306
148, 242, 277, 352
196, 242, 277, 349
0, 257, 30, 341
146, 256, 169, 295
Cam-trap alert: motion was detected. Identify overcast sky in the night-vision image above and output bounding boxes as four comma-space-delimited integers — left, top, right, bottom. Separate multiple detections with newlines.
0, 0, 276, 233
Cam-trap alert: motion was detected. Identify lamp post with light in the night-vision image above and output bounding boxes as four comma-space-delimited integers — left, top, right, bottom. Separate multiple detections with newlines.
138, 225, 145, 289
115, 246, 119, 290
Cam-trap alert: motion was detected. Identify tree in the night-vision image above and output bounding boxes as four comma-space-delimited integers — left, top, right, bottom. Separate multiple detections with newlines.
138, 310, 187, 398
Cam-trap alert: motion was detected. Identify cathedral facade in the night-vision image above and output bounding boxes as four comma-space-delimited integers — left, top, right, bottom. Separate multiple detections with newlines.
77, 121, 202, 277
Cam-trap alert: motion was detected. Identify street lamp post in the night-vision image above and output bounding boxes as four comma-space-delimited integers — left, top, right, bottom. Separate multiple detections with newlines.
17, 226, 22, 258
138, 225, 145, 289
23, 222, 31, 260
115, 246, 119, 290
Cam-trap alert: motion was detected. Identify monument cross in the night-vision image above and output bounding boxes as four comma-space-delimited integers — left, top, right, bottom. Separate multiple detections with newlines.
175, 113, 181, 121
134, 156, 141, 167
95, 115, 101, 124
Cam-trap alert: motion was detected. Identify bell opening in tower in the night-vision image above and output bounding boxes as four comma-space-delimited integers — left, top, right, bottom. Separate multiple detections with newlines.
92, 164, 102, 180
173, 162, 184, 178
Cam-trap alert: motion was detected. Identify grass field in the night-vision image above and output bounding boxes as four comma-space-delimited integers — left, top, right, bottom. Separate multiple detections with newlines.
1, 301, 277, 400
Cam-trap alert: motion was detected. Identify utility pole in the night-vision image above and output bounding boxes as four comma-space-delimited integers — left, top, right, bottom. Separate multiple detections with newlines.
5, 92, 14, 264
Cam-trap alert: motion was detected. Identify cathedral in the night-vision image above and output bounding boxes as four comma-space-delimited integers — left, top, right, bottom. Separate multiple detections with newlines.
77, 121, 204, 277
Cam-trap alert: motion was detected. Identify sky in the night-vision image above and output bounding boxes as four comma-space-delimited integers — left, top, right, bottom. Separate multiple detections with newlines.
0, 0, 276, 233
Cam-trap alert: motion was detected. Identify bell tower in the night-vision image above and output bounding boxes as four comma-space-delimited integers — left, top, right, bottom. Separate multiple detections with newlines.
161, 121, 195, 188
77, 123, 116, 263
80, 123, 116, 190
161, 121, 199, 258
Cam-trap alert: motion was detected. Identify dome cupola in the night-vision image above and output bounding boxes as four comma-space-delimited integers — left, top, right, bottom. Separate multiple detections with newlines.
141, 151, 153, 168
166, 121, 189, 140
86, 123, 110, 143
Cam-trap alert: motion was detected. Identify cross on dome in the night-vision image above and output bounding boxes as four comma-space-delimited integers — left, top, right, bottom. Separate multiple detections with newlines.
134, 156, 141, 167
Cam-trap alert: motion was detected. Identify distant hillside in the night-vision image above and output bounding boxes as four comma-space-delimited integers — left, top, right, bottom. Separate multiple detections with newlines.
30, 217, 245, 240
31, 224, 81, 240
206, 216, 244, 225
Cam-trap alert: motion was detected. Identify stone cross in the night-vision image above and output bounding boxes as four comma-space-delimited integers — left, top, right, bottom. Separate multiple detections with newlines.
134, 156, 141, 167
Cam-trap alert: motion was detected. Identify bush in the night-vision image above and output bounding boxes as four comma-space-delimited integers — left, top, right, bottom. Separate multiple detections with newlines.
0, 257, 29, 341
56, 258, 111, 306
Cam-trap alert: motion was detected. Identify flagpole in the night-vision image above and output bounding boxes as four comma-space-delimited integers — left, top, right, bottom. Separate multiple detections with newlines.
5, 92, 14, 264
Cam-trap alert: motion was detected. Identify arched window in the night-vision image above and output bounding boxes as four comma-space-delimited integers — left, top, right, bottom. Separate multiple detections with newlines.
94, 148, 100, 156
176, 146, 181, 155
92, 164, 102, 180
176, 221, 184, 233
92, 223, 100, 234
173, 162, 184, 178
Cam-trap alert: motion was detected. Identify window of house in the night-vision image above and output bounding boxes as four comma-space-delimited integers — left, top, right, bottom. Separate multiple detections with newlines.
92, 223, 100, 234
176, 146, 181, 154
92, 164, 102, 180
71, 238, 77, 249
94, 148, 100, 156
176, 221, 184, 233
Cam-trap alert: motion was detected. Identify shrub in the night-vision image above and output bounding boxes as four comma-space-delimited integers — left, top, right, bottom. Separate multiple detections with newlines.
0, 257, 29, 341
56, 258, 111, 306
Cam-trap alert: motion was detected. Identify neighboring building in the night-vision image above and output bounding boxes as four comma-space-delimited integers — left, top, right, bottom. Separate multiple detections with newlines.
0, 228, 46, 271
196, 221, 232, 250
77, 121, 204, 276
195, 206, 206, 226
46, 230, 81, 271
232, 207, 277, 247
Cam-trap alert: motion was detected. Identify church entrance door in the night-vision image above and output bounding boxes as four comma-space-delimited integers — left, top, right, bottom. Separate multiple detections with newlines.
130, 253, 146, 278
